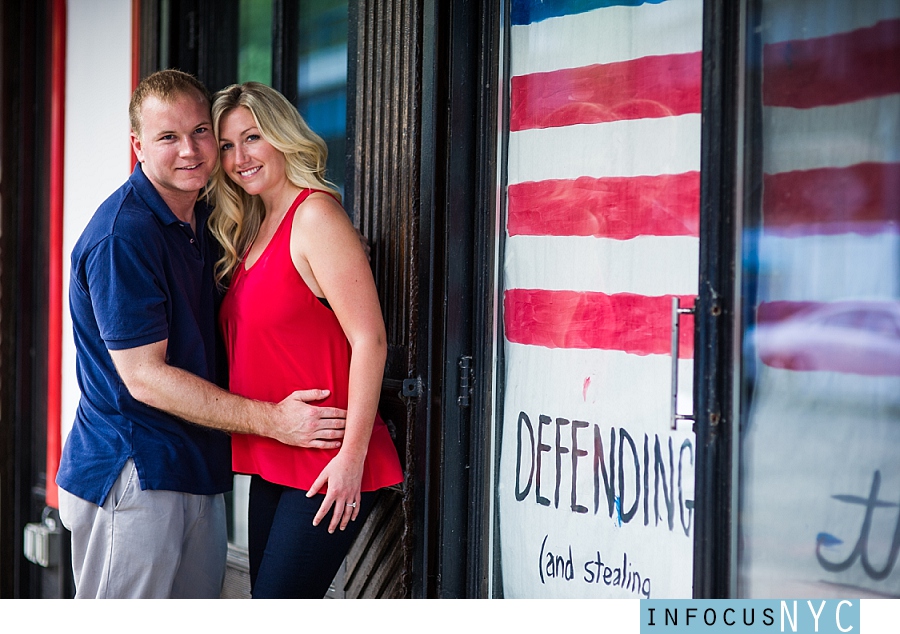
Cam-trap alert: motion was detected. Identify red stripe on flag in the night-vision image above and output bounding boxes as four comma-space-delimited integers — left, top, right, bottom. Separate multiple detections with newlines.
510, 52, 702, 131
504, 289, 695, 356
754, 300, 900, 376
763, 162, 900, 236
508, 173, 700, 238
763, 18, 900, 109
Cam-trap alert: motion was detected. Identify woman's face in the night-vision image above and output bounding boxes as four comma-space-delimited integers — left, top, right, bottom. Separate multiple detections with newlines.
218, 106, 288, 198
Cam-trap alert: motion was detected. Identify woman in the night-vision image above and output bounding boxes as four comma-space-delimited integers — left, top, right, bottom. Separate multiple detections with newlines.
208, 82, 403, 598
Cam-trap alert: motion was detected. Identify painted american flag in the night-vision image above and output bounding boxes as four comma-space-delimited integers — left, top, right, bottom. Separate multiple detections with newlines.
496, 0, 702, 598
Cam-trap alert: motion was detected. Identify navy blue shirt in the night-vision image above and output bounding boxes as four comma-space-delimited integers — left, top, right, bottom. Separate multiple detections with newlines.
57, 165, 232, 506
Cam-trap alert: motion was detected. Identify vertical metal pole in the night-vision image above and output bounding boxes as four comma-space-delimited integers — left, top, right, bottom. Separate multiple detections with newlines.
693, 0, 741, 599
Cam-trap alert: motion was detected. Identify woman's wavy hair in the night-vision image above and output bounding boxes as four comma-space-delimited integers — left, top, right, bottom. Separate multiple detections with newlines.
207, 82, 340, 287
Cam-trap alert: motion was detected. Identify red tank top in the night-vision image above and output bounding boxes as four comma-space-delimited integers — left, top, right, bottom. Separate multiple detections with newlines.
218, 189, 403, 491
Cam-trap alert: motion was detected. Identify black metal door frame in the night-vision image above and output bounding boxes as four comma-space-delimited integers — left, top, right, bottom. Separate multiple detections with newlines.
412, 0, 501, 598
155, 0, 239, 93
693, 0, 755, 598
0, 0, 60, 599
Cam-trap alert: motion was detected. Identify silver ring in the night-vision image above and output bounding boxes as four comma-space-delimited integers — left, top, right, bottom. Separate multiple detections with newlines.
346, 502, 357, 508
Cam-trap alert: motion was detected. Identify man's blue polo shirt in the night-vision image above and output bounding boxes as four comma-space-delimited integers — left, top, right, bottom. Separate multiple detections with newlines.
57, 165, 232, 506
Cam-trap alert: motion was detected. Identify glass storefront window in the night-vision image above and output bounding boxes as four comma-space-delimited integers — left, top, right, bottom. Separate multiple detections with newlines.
736, 0, 900, 597
295, 0, 348, 192
490, 0, 703, 598
238, 0, 274, 85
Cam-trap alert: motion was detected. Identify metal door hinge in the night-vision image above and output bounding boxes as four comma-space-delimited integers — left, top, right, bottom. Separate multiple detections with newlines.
458, 356, 474, 408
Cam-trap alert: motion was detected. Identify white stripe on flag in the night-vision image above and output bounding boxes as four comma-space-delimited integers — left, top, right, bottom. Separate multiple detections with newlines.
762, 94, 900, 174
757, 232, 900, 303
501, 343, 696, 437
502, 342, 695, 425
510, 0, 703, 76
504, 235, 700, 296
761, 0, 900, 44
508, 114, 701, 184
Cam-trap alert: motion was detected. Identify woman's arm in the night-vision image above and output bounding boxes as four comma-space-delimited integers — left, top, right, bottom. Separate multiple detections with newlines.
290, 192, 388, 533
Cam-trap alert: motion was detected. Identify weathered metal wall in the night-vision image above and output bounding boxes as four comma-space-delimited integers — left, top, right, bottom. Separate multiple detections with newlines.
341, 0, 422, 599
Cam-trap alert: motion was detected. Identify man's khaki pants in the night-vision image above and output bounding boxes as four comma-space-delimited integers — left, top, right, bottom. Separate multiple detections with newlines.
58, 459, 227, 599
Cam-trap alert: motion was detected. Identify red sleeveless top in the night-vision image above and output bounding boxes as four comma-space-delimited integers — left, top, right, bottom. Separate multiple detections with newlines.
219, 189, 403, 491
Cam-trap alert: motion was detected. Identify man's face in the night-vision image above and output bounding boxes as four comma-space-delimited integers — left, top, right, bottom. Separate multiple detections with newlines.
130, 91, 218, 205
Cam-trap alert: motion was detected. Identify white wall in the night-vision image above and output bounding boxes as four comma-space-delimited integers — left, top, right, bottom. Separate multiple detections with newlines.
61, 0, 133, 440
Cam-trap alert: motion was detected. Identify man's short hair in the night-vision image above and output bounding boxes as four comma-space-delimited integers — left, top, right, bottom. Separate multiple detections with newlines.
130, 69, 211, 137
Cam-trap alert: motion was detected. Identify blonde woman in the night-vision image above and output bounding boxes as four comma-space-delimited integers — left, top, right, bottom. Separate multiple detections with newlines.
209, 82, 402, 598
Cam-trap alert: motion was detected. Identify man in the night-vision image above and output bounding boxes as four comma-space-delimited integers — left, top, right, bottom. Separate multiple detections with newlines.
56, 70, 345, 599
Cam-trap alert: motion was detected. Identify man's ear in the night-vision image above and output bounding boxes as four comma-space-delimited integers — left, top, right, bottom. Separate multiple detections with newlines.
131, 132, 144, 163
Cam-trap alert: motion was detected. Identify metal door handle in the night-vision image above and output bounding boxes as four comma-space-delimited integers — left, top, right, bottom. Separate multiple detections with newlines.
671, 296, 696, 430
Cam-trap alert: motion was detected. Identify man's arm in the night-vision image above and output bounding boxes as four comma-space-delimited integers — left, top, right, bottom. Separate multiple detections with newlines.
109, 340, 345, 448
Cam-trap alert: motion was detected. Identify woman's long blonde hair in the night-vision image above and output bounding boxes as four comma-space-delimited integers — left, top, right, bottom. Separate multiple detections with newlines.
207, 82, 340, 288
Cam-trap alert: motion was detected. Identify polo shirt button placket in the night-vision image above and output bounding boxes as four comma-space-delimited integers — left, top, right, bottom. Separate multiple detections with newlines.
179, 222, 200, 254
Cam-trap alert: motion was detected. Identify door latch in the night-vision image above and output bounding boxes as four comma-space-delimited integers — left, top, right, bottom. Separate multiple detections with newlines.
402, 376, 423, 398
24, 509, 61, 568
671, 297, 696, 430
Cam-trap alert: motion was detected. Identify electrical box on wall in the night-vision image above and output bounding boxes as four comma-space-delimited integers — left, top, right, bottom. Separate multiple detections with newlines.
23, 514, 60, 568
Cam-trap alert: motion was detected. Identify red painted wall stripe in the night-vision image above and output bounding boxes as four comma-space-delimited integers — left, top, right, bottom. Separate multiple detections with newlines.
504, 289, 695, 356
131, 0, 141, 170
507, 172, 700, 238
763, 18, 900, 109
762, 162, 900, 236
754, 300, 900, 376
510, 51, 702, 131
47, 0, 67, 509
